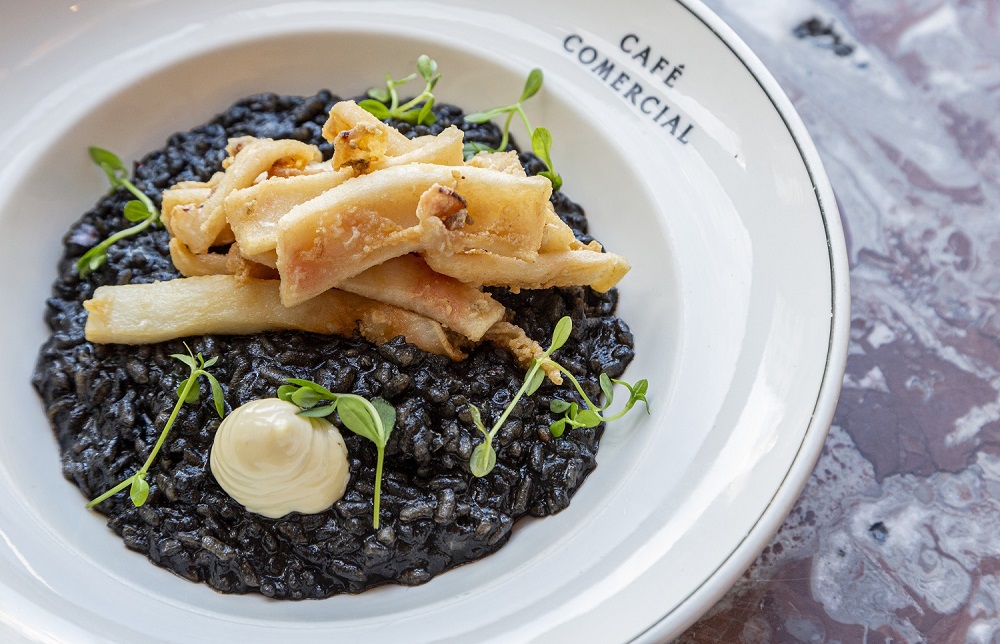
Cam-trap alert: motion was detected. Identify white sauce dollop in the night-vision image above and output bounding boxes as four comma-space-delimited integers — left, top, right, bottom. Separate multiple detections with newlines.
210, 398, 349, 518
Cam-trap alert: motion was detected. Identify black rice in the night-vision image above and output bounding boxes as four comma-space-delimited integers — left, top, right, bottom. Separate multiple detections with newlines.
32, 91, 635, 598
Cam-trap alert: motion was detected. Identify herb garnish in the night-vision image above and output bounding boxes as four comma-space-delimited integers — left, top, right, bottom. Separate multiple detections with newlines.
548, 373, 649, 437
76, 146, 161, 277
86, 346, 224, 509
278, 379, 396, 529
359, 54, 441, 126
468, 316, 648, 477
463, 68, 563, 190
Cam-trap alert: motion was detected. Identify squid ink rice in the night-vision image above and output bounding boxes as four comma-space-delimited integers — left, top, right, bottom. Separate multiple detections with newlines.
32, 90, 635, 598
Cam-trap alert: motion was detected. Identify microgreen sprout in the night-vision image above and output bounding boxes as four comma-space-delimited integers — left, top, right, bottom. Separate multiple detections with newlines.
468, 316, 645, 477
76, 146, 161, 277
359, 54, 441, 126
86, 346, 224, 509
278, 378, 396, 529
548, 373, 649, 438
468, 317, 568, 477
463, 68, 563, 190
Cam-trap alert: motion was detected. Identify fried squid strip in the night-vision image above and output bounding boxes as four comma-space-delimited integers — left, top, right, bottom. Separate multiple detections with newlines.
170, 237, 502, 341
322, 100, 415, 154
330, 121, 464, 174
225, 167, 355, 256
331, 122, 389, 172
276, 163, 550, 306
83, 275, 465, 360
336, 255, 505, 342
161, 186, 234, 246
168, 238, 230, 277
161, 186, 211, 237
422, 241, 631, 293
376, 127, 464, 169
465, 150, 526, 176
538, 203, 585, 253
173, 138, 322, 254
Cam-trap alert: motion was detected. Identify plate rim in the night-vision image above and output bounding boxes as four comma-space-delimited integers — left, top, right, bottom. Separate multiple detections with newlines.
634, 0, 850, 639
0, 1, 850, 641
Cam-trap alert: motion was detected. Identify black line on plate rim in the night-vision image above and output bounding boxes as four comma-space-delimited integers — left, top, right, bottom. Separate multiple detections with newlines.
631, 1, 845, 641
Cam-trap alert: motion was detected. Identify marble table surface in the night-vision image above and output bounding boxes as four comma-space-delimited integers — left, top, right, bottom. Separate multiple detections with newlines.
680, 0, 1000, 641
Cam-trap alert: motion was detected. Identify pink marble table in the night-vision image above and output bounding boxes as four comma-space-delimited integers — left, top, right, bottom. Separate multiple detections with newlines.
678, 1, 1000, 641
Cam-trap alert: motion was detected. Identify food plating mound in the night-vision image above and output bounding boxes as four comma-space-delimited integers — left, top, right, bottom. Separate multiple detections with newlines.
33, 91, 635, 598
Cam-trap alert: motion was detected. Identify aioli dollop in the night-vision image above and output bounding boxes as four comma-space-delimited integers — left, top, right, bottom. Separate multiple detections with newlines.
210, 398, 349, 518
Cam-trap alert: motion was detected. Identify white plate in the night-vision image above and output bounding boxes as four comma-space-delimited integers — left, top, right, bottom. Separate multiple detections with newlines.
0, 1, 848, 641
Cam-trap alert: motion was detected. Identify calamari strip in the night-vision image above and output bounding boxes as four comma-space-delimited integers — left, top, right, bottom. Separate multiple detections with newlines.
336, 255, 505, 342
161, 186, 235, 246
170, 171, 223, 190
322, 100, 414, 155
539, 203, 585, 253
276, 163, 551, 306
225, 167, 354, 256
331, 122, 389, 172
331, 121, 463, 174
422, 241, 631, 293
161, 186, 210, 236
377, 127, 464, 169
83, 275, 465, 360
169, 238, 230, 277
173, 138, 322, 254
169, 236, 501, 341
465, 150, 526, 176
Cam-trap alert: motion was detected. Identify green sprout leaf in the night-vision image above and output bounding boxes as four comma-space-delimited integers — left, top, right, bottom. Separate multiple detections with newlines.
576, 409, 602, 429
291, 386, 322, 410
549, 316, 572, 353
77, 146, 161, 278
88, 146, 127, 188
468, 403, 488, 436
520, 68, 543, 102
539, 170, 562, 191
87, 347, 224, 510
367, 87, 390, 103
280, 378, 397, 528
615, 378, 650, 416
285, 378, 337, 398
336, 396, 380, 444
462, 141, 494, 160
176, 377, 199, 404
296, 404, 337, 418
76, 247, 107, 276
359, 55, 441, 127
550, 399, 572, 414
371, 398, 397, 439
470, 442, 497, 478
123, 200, 150, 222
531, 127, 562, 190
417, 54, 437, 81
460, 68, 562, 189
468, 316, 648, 477
531, 126, 553, 160
524, 362, 546, 396
463, 106, 509, 124
599, 373, 614, 409
357, 99, 391, 120
208, 374, 225, 418
129, 475, 150, 507
171, 352, 197, 370
416, 98, 436, 126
